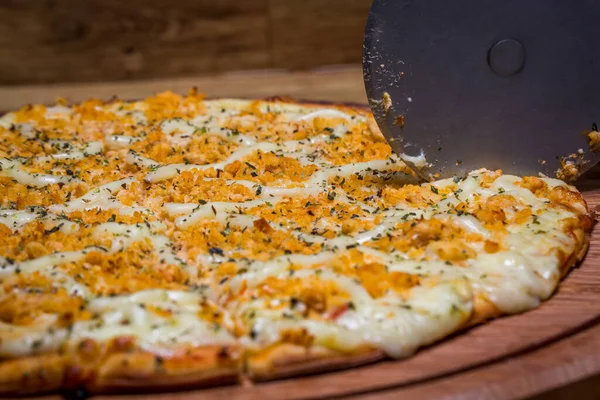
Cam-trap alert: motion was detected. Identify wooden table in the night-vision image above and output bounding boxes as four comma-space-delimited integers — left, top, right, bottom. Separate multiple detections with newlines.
3, 65, 599, 400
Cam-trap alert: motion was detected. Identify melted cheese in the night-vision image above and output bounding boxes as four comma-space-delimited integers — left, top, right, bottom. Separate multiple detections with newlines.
144, 142, 280, 183
0, 209, 40, 231
49, 177, 152, 216
107, 135, 142, 149
70, 290, 235, 355
34, 141, 103, 163
0, 158, 80, 187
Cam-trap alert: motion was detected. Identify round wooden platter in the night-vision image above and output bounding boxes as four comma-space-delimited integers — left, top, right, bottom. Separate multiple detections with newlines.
30, 187, 600, 400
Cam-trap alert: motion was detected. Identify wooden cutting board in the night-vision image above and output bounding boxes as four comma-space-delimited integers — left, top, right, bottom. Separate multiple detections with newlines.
8, 67, 599, 399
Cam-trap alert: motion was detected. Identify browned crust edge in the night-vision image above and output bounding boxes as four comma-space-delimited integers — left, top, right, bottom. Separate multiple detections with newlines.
245, 344, 385, 382
0, 353, 68, 395
0, 345, 240, 396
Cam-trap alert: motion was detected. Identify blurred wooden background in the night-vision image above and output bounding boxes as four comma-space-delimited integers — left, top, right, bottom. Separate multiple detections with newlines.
0, 0, 371, 85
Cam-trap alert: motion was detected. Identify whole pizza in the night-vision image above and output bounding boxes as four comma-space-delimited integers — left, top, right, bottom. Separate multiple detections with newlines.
0, 91, 592, 395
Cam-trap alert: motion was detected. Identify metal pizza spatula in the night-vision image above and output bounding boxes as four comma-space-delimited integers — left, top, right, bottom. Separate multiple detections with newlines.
363, 0, 600, 181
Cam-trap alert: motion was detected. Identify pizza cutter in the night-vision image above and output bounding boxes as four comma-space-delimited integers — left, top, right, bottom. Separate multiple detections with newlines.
363, 0, 600, 181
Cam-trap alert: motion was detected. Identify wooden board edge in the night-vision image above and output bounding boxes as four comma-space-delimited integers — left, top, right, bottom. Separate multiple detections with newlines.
348, 320, 600, 400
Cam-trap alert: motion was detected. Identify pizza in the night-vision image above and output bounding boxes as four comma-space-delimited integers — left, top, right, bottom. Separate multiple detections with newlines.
0, 91, 592, 395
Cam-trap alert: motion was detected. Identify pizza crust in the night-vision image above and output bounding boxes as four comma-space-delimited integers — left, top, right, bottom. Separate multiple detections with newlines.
0, 345, 241, 395
246, 344, 385, 381
0, 353, 68, 395
90, 348, 240, 393
560, 215, 593, 278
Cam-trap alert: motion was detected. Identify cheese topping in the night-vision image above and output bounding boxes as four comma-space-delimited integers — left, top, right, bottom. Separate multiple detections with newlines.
0, 93, 589, 368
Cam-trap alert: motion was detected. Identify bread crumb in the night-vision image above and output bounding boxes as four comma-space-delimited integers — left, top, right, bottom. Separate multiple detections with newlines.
382, 92, 392, 114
